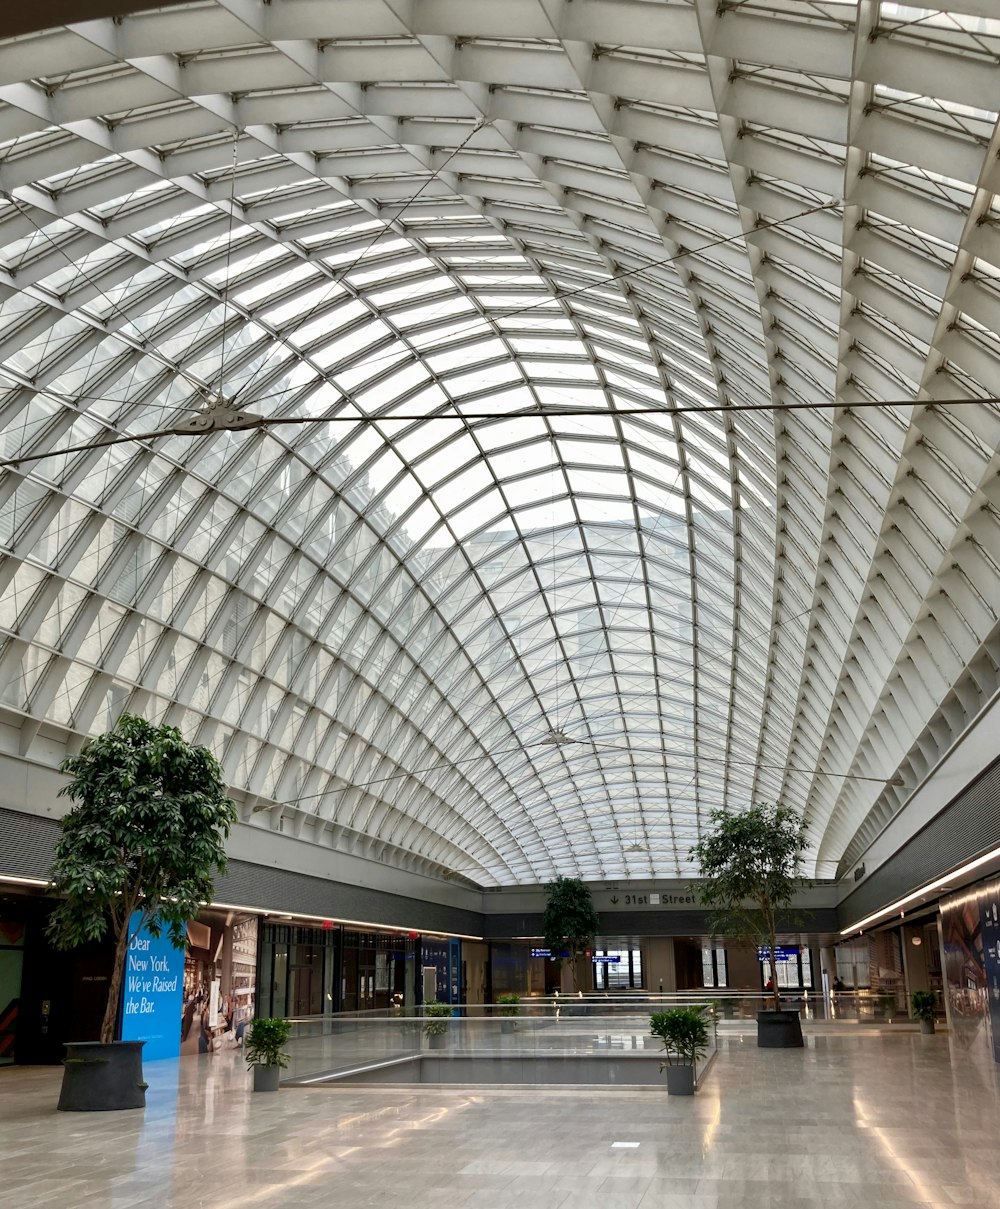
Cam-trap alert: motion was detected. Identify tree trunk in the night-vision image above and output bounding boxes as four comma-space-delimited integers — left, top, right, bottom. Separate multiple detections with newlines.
765, 902, 780, 1011
768, 947, 780, 1011
101, 923, 132, 1044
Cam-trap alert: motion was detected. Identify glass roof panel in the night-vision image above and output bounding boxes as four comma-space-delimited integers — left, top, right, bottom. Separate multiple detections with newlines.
0, 2, 999, 884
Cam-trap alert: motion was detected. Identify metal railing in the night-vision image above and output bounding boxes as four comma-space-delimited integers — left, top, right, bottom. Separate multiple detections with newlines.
282, 998, 721, 1086
280, 988, 940, 1082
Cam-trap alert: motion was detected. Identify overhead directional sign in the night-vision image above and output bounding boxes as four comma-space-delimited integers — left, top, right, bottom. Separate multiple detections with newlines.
758, 946, 800, 964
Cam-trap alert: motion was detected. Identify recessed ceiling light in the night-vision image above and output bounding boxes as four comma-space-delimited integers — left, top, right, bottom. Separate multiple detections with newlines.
841, 846, 1000, 934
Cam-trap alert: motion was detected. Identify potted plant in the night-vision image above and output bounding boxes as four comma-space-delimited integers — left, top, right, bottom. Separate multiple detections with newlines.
47, 713, 236, 1111
542, 876, 599, 998
910, 990, 936, 1034
497, 992, 521, 1034
423, 1000, 453, 1049
649, 1007, 710, 1095
691, 802, 807, 1049
876, 991, 897, 1021
245, 1017, 291, 1091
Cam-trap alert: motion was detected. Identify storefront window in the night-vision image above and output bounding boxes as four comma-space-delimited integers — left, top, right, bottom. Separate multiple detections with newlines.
593, 948, 644, 989
289, 941, 325, 1016
181, 911, 259, 1056
835, 940, 872, 989
762, 948, 813, 991
342, 930, 418, 1011
260, 924, 338, 1019
702, 946, 728, 988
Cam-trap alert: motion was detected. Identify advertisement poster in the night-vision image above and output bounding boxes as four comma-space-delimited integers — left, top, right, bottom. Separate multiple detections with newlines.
180, 911, 257, 1057
421, 937, 461, 1003
980, 895, 1000, 1063
941, 887, 989, 1054
0, 921, 24, 1065
120, 912, 185, 1061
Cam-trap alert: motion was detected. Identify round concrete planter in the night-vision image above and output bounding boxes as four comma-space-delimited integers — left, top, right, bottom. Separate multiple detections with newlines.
427, 1031, 447, 1049
920, 1019, 935, 1036
756, 1009, 804, 1048
500, 1019, 517, 1034
252, 1063, 282, 1092
58, 1040, 146, 1112
664, 1064, 696, 1096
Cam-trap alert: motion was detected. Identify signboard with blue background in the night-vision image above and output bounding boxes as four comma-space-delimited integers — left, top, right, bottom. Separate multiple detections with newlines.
980, 894, 1000, 1063
758, 946, 800, 964
120, 911, 185, 1061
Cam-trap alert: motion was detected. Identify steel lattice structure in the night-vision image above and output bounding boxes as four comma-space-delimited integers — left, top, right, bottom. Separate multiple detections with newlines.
0, 0, 999, 887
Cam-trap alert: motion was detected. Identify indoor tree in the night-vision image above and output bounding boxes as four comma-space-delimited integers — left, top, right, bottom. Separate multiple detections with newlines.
691, 802, 807, 1011
542, 876, 600, 991
47, 713, 237, 1044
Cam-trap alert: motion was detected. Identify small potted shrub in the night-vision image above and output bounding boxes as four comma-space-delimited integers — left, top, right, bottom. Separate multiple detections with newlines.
497, 992, 521, 1034
876, 991, 897, 1021
423, 1001, 453, 1049
910, 990, 937, 1035
245, 1017, 291, 1091
649, 1007, 710, 1096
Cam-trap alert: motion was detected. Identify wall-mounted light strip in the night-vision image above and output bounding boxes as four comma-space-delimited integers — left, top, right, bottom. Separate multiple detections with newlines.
0, 874, 48, 887
210, 899, 483, 941
840, 844, 1000, 935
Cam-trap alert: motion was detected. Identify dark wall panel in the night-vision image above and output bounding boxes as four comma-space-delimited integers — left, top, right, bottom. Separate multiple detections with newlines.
482, 907, 839, 940
213, 859, 485, 936
0, 806, 60, 880
0, 806, 484, 936
1, 0, 192, 39
838, 756, 1000, 928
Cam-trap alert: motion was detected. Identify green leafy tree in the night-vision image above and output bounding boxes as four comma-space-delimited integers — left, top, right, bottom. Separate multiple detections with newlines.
47, 713, 237, 1044
690, 803, 807, 1010
542, 876, 600, 991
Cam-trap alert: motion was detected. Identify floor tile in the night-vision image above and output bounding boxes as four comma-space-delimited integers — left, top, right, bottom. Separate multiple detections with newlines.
4, 1029, 1000, 1209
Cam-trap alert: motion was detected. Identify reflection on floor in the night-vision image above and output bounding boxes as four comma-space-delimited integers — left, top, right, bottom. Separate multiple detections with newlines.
3, 1029, 1000, 1208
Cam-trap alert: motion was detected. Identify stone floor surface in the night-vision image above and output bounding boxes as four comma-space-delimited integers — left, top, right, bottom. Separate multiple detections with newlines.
3, 1030, 999, 1208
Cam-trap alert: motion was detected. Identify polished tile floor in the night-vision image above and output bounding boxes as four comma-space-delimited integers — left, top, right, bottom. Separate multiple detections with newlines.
4, 1028, 1000, 1208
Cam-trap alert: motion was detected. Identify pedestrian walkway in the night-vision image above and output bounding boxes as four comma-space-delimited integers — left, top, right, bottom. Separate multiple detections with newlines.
3, 1030, 998, 1207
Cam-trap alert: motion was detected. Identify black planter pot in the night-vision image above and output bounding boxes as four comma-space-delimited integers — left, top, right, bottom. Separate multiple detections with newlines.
756, 1009, 804, 1048
920, 1019, 935, 1035
665, 1064, 696, 1095
58, 1041, 146, 1112
253, 1063, 281, 1092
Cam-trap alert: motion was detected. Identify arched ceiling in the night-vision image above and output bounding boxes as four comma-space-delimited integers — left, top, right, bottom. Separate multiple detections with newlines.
0, 0, 999, 887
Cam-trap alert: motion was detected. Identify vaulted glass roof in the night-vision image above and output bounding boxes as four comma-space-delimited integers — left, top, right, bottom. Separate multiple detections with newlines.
1, 1, 999, 886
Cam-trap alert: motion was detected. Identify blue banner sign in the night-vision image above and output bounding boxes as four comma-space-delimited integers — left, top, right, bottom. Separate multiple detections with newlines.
980, 896, 1000, 1063
530, 948, 550, 957
757, 946, 800, 964
120, 912, 185, 1061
